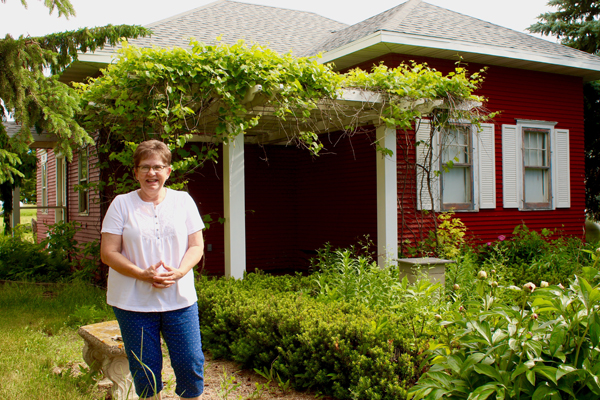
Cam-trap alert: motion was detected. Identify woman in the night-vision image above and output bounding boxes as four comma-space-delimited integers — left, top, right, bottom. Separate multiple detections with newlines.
101, 140, 205, 400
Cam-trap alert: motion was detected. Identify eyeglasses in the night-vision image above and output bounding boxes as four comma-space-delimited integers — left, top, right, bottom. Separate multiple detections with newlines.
137, 165, 167, 173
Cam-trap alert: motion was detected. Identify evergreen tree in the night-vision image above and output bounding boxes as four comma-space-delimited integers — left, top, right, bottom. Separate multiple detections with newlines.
0, 0, 150, 231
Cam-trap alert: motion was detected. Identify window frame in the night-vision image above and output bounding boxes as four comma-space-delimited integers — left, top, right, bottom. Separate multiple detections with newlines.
502, 119, 570, 211
416, 119, 495, 212
40, 151, 48, 214
521, 126, 551, 210
78, 146, 89, 215
440, 123, 475, 211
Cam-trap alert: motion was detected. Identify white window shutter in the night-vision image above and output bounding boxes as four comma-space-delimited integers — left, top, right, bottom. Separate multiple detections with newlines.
478, 123, 496, 209
554, 129, 570, 208
415, 120, 439, 211
502, 124, 520, 208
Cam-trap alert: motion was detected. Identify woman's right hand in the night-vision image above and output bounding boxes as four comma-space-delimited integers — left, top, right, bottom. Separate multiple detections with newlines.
138, 261, 163, 284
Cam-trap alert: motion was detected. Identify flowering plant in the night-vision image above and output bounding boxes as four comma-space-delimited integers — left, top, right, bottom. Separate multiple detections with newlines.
409, 272, 600, 399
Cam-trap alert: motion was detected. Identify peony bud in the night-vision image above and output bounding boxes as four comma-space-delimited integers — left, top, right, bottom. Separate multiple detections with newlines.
540, 281, 549, 288
558, 283, 565, 290
453, 284, 460, 291
498, 235, 506, 241
491, 269, 496, 275
491, 281, 498, 288
459, 305, 465, 312
532, 313, 538, 320
523, 282, 536, 293
434, 314, 442, 321
478, 270, 488, 280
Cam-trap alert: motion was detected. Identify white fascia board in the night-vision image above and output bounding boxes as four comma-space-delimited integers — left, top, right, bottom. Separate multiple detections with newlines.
320, 31, 600, 74
338, 89, 383, 104
76, 51, 117, 65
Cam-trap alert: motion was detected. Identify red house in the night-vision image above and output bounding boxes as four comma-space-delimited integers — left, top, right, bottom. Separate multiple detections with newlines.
30, 0, 600, 277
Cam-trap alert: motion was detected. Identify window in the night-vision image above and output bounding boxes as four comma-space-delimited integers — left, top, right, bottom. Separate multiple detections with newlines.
78, 147, 89, 214
502, 120, 570, 210
441, 124, 473, 210
416, 120, 496, 212
41, 151, 48, 214
55, 156, 67, 223
523, 128, 550, 208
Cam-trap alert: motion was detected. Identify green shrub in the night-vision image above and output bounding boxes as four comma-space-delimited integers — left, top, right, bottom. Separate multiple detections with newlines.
408, 268, 600, 400
310, 241, 404, 309
196, 274, 428, 400
0, 221, 101, 283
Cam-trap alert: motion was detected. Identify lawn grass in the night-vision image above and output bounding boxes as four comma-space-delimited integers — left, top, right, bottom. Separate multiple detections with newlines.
0, 281, 113, 399
0, 207, 37, 241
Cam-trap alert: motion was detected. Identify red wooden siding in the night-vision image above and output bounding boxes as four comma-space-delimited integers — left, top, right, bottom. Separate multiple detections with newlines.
188, 133, 378, 275
349, 53, 586, 244
68, 146, 102, 245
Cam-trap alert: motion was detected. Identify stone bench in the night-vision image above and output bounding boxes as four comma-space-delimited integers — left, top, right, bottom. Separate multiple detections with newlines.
78, 320, 138, 400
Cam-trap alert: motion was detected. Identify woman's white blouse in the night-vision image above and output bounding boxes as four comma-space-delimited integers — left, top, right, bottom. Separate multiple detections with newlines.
101, 189, 204, 312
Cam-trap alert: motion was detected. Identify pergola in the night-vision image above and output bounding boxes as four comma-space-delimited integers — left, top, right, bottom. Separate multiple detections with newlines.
11, 85, 476, 278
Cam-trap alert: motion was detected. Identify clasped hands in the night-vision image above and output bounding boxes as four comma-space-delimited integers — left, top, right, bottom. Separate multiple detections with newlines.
140, 261, 183, 289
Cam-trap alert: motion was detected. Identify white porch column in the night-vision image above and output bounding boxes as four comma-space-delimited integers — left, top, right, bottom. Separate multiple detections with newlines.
11, 186, 20, 230
223, 133, 246, 279
376, 125, 398, 268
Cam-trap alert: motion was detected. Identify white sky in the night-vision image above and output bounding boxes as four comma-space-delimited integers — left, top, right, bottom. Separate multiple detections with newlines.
1, 0, 556, 41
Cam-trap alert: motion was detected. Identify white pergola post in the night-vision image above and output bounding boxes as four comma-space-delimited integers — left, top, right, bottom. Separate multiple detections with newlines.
11, 186, 21, 230
223, 133, 246, 279
376, 125, 398, 268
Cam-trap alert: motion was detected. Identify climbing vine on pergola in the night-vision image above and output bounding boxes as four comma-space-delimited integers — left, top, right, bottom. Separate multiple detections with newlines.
78, 39, 487, 192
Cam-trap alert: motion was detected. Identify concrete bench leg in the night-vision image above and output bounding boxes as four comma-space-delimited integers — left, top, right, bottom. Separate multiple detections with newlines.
82, 341, 138, 399
103, 355, 137, 400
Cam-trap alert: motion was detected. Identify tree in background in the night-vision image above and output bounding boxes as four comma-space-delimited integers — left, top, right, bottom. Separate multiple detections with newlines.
0, 0, 150, 232
529, 0, 600, 219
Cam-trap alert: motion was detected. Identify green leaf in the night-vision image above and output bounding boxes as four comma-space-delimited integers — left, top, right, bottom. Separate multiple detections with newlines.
460, 353, 486, 376
467, 384, 498, 400
556, 365, 577, 381
549, 326, 566, 356
511, 363, 532, 381
532, 385, 561, 400
527, 369, 536, 386
474, 364, 503, 382
533, 366, 558, 385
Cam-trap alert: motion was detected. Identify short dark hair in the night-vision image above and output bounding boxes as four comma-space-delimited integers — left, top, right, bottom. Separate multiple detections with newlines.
133, 140, 171, 167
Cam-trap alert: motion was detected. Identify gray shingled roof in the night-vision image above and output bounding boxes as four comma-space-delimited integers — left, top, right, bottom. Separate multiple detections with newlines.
65, 0, 600, 84
310, 0, 600, 64
125, 0, 347, 56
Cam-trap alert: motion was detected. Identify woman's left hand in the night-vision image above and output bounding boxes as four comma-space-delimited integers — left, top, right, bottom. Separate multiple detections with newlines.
152, 262, 184, 289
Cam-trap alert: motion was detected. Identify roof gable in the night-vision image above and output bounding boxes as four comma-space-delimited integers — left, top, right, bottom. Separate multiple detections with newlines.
127, 0, 347, 56
313, 0, 600, 80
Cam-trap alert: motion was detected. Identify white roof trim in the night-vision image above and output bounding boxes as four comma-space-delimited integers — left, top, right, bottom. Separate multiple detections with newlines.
319, 30, 600, 73
76, 52, 117, 64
